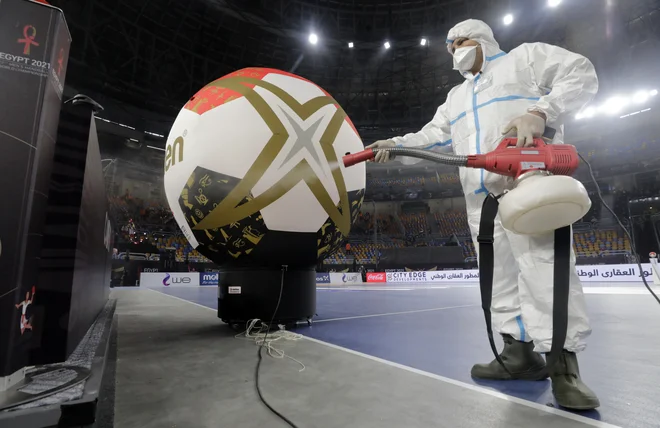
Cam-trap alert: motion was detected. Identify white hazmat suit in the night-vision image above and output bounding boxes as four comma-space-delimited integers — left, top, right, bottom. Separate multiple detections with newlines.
387, 20, 598, 354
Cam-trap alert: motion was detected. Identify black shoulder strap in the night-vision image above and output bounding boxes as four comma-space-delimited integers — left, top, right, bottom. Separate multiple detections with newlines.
476, 194, 511, 376
549, 226, 571, 368
477, 193, 571, 374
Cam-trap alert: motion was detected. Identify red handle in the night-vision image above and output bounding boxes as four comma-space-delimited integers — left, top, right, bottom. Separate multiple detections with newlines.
343, 149, 375, 167
497, 137, 547, 149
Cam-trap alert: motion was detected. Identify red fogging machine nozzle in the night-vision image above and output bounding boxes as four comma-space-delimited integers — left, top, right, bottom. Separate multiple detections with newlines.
343, 149, 376, 167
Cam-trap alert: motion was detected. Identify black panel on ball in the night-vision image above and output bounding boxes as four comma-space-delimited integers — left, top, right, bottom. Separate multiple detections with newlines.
175, 165, 363, 325
218, 268, 316, 325
178, 166, 363, 267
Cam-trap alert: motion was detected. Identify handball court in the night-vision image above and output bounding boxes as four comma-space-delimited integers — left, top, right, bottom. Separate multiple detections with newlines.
109, 282, 660, 428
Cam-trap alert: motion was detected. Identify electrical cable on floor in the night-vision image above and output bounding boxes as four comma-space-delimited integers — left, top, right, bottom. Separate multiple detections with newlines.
579, 153, 660, 305
252, 265, 300, 428
235, 320, 305, 370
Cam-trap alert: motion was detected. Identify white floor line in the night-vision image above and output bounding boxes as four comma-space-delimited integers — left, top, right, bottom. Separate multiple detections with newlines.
317, 284, 476, 290
144, 288, 217, 312
303, 336, 620, 428
318, 287, 414, 291
314, 304, 477, 323
141, 288, 618, 427
583, 287, 658, 295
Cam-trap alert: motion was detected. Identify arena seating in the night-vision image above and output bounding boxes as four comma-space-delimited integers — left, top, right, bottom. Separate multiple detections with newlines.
573, 229, 631, 258
109, 191, 635, 267
153, 235, 208, 262
368, 173, 461, 189
400, 212, 428, 235
109, 193, 176, 233
582, 134, 658, 165
325, 240, 405, 264
435, 211, 471, 236
463, 241, 476, 258
429, 173, 460, 184
368, 176, 426, 187
376, 214, 400, 235
352, 212, 374, 235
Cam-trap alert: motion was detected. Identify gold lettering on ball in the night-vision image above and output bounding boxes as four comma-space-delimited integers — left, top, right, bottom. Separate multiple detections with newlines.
165, 136, 185, 172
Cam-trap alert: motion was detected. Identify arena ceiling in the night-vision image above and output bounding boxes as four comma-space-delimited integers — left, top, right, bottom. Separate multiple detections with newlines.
50, 0, 660, 142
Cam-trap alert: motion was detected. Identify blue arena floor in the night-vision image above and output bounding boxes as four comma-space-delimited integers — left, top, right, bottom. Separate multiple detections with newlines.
152, 283, 660, 428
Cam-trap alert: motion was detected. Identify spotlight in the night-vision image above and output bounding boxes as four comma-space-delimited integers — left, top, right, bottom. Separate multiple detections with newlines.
582, 107, 596, 118
633, 90, 649, 104
384, 41, 391, 49
600, 96, 629, 115
308, 33, 318, 45
503, 14, 514, 25
548, 0, 561, 7
420, 38, 427, 46
348, 41, 354, 48
651, 89, 658, 96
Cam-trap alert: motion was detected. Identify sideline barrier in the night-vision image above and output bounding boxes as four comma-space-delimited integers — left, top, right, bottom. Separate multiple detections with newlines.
140, 271, 364, 287
574, 263, 653, 282
139, 272, 220, 287
315, 272, 363, 284
363, 263, 655, 284
366, 272, 386, 283
650, 258, 660, 285
200, 272, 219, 286
330, 272, 363, 284
140, 264, 655, 287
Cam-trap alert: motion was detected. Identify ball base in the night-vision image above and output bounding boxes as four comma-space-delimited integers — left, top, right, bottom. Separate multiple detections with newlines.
217, 267, 316, 326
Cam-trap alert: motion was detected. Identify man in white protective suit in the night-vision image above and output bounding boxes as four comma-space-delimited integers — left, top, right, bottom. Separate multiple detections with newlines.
367, 19, 599, 410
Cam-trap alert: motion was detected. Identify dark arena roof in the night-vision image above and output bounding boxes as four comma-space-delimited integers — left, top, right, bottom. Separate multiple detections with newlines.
50, 0, 660, 146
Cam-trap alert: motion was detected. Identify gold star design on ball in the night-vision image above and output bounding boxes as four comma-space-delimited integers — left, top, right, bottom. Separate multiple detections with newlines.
192, 76, 353, 236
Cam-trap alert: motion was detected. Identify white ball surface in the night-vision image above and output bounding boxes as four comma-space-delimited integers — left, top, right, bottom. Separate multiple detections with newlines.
163, 68, 366, 265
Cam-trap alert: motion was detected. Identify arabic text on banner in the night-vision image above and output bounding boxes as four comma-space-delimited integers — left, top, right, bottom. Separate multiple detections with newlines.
574, 263, 653, 282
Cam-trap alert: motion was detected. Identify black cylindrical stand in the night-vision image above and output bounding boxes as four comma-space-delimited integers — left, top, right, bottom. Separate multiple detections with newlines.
218, 267, 316, 325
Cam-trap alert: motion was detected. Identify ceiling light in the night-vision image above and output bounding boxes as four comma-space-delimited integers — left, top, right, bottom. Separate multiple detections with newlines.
633, 90, 649, 104
308, 33, 318, 45
548, 0, 561, 7
384, 41, 391, 49
503, 14, 514, 25
600, 96, 629, 115
420, 38, 427, 46
348, 41, 354, 48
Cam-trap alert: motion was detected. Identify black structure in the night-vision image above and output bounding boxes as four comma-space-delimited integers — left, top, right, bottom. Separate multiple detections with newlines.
379, 246, 465, 270
0, 0, 70, 381
218, 267, 316, 326
35, 95, 113, 365
48, 0, 660, 144
0, 94, 114, 421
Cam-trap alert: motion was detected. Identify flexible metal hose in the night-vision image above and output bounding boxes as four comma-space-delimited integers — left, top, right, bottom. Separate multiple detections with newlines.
373, 147, 469, 167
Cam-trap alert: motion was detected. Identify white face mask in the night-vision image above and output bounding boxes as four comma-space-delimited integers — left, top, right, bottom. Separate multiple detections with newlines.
452, 45, 478, 72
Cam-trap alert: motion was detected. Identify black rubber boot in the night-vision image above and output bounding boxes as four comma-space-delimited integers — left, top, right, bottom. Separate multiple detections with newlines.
548, 350, 600, 410
471, 334, 548, 380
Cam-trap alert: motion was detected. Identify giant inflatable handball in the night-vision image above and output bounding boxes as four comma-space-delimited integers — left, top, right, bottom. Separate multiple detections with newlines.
163, 68, 366, 266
